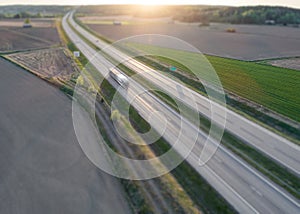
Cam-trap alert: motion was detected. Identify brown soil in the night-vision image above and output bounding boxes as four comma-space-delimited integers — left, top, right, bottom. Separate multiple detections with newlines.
0, 20, 60, 52
0, 18, 55, 28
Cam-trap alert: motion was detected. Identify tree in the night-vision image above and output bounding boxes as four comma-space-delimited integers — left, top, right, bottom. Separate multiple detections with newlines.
20, 12, 30, 18
14, 13, 21, 19
36, 12, 42, 18
24, 18, 31, 24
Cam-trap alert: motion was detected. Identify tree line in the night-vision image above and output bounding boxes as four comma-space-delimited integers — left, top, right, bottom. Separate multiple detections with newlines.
0, 5, 72, 19
173, 6, 300, 25
1, 5, 299, 25
78, 5, 300, 25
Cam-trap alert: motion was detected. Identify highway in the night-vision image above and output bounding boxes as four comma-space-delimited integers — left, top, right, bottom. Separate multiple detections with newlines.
68, 13, 300, 176
63, 12, 300, 213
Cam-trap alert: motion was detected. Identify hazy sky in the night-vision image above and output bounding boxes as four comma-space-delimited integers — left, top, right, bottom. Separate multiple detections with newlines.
0, 0, 299, 9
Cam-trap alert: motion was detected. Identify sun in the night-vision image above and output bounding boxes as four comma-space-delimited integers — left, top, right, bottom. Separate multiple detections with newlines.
113, 0, 185, 6
138, 1, 167, 5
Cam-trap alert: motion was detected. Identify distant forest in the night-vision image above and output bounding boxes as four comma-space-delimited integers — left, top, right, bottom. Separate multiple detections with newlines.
0, 5, 300, 25
0, 5, 72, 18
78, 5, 300, 25
175, 6, 300, 25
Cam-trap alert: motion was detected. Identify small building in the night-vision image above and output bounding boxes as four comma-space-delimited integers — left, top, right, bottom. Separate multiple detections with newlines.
113, 20, 122, 25
73, 51, 80, 58
265, 20, 275, 25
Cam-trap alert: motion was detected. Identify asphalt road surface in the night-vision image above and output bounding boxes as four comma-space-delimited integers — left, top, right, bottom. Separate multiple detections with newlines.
0, 58, 131, 214
63, 12, 300, 214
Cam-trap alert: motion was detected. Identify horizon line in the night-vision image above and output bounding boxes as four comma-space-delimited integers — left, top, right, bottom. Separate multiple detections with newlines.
0, 3, 299, 9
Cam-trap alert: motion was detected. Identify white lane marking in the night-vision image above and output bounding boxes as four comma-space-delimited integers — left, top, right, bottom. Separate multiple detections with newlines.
214, 156, 223, 164
240, 127, 263, 142
250, 185, 263, 197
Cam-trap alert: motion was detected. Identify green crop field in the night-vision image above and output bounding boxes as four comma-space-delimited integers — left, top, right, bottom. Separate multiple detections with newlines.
206, 56, 299, 121
124, 43, 300, 122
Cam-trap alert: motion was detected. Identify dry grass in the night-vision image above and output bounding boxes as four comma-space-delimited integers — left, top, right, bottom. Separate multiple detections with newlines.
5, 48, 78, 82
